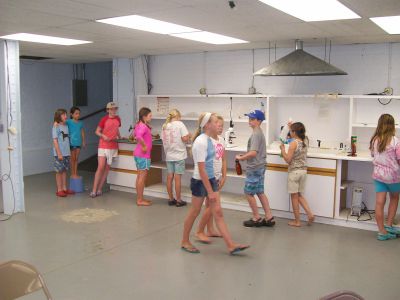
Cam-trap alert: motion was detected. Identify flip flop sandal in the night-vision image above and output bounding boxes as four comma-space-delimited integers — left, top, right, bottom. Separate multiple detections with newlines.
181, 246, 200, 254
230, 245, 250, 255
137, 201, 152, 206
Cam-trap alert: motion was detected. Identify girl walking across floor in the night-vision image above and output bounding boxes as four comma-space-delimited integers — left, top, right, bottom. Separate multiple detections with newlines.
196, 115, 226, 242
181, 112, 249, 255
370, 113, 400, 240
280, 122, 314, 227
133, 107, 153, 206
66, 106, 85, 179
90, 102, 121, 197
161, 109, 190, 207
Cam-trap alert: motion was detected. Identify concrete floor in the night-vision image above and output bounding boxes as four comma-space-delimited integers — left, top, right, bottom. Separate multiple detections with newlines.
1, 172, 400, 300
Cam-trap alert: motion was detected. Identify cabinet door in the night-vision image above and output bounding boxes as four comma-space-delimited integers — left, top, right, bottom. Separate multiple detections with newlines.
265, 169, 290, 211
290, 173, 335, 218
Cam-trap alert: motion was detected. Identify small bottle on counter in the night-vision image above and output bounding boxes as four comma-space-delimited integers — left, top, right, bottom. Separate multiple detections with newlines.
235, 159, 243, 175
349, 136, 357, 157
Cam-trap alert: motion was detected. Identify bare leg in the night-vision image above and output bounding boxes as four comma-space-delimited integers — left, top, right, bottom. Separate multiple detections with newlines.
70, 150, 76, 178
246, 194, 261, 220
257, 193, 273, 220
181, 196, 204, 249
289, 193, 301, 227
55, 173, 63, 192
92, 156, 106, 193
136, 170, 151, 206
175, 174, 182, 201
206, 215, 221, 237
166, 173, 174, 201
98, 164, 110, 192
74, 148, 81, 177
375, 192, 388, 234
387, 192, 400, 227
196, 201, 212, 243
298, 193, 314, 224
210, 193, 249, 252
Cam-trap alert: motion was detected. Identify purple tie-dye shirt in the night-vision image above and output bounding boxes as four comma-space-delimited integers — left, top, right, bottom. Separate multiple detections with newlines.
371, 136, 400, 184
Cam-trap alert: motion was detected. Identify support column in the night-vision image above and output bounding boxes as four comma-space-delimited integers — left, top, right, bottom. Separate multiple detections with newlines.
0, 40, 24, 215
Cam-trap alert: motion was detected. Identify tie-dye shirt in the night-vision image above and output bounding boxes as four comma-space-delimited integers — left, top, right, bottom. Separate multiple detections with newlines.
371, 136, 400, 184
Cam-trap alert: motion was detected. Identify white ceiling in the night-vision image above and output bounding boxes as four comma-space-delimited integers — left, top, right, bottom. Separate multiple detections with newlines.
1, 0, 400, 63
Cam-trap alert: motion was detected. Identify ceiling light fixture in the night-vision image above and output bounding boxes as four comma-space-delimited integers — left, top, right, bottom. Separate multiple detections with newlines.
170, 31, 248, 44
370, 15, 400, 34
258, 0, 360, 21
0, 33, 92, 45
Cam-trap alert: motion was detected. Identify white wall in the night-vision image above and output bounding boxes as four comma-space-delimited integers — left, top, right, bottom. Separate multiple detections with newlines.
20, 61, 112, 176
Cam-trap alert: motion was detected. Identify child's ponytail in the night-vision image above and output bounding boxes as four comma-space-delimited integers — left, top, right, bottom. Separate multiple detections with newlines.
162, 109, 181, 130
290, 122, 308, 147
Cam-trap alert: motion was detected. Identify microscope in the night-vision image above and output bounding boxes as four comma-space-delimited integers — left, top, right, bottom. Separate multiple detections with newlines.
224, 120, 236, 148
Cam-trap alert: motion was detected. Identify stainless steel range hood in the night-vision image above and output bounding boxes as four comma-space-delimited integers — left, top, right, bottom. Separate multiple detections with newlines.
254, 40, 347, 76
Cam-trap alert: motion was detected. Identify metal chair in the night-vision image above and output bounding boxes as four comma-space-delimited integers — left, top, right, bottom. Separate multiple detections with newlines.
320, 290, 365, 300
0, 260, 52, 300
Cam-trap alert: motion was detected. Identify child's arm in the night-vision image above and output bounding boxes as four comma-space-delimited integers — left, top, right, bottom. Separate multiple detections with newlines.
219, 153, 227, 190
135, 126, 147, 152
95, 126, 109, 141
280, 141, 297, 164
181, 134, 191, 143
235, 150, 257, 161
53, 138, 63, 160
81, 127, 86, 148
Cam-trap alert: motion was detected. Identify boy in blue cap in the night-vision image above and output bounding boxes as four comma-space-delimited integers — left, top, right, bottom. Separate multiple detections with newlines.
236, 110, 275, 227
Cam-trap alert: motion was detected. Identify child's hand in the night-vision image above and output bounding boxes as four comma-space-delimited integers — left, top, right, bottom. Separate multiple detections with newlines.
142, 145, 147, 153
218, 177, 226, 190
82, 141, 86, 149
58, 154, 63, 161
208, 191, 218, 203
235, 154, 243, 160
102, 134, 110, 142
279, 144, 285, 150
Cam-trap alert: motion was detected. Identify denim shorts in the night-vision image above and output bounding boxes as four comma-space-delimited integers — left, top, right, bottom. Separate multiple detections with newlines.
374, 180, 400, 193
190, 178, 218, 197
134, 156, 151, 171
166, 160, 185, 174
244, 167, 265, 195
54, 156, 70, 173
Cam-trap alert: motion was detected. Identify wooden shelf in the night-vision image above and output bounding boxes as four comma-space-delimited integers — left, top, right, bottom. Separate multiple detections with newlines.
352, 123, 400, 129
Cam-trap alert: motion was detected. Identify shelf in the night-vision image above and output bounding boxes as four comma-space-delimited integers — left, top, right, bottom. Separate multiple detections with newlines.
352, 123, 400, 129
151, 116, 249, 123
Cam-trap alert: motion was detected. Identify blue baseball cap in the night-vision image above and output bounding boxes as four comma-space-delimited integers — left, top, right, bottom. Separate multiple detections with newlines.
245, 110, 265, 121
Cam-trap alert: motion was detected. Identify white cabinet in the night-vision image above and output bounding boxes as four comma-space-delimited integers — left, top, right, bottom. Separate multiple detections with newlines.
289, 173, 336, 218
265, 169, 290, 211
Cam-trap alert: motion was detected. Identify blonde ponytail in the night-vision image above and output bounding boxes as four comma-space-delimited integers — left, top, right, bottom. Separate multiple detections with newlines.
162, 109, 181, 130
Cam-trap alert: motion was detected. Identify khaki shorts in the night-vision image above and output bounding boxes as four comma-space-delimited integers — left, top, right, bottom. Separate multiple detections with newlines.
98, 148, 118, 165
288, 170, 307, 194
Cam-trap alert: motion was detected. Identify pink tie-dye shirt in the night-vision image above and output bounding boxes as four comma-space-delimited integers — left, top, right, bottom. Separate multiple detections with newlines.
371, 136, 400, 184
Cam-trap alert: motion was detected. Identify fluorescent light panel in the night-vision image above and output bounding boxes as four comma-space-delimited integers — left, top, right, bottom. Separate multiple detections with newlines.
171, 31, 248, 44
0, 33, 91, 45
370, 16, 400, 34
96, 15, 199, 34
96, 15, 248, 44
258, 0, 360, 21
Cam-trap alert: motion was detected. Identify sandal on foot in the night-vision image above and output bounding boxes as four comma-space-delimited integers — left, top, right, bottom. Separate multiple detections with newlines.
181, 246, 200, 254
89, 192, 97, 198
168, 199, 177, 206
176, 200, 187, 207
384, 225, 400, 236
377, 232, 397, 241
137, 200, 152, 206
230, 245, 250, 255
96, 191, 103, 196
262, 217, 276, 227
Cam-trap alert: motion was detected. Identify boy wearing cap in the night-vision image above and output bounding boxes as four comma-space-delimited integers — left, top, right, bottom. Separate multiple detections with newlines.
235, 110, 275, 228
90, 102, 121, 197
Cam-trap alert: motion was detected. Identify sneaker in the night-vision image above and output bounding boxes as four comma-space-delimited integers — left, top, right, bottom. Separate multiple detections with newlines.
377, 232, 397, 241
384, 225, 400, 236
64, 189, 75, 195
56, 191, 67, 197
168, 199, 177, 206
243, 218, 264, 227
176, 200, 187, 207
89, 192, 97, 198
261, 217, 276, 227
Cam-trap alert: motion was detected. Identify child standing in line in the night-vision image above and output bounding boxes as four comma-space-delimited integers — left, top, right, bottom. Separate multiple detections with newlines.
162, 109, 190, 207
370, 113, 400, 241
90, 102, 121, 198
66, 107, 85, 179
52, 109, 75, 197
196, 115, 226, 242
280, 122, 314, 227
235, 110, 275, 228
133, 107, 153, 206
181, 112, 249, 255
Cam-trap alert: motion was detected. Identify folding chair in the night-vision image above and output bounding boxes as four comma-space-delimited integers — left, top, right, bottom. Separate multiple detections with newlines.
0, 260, 52, 300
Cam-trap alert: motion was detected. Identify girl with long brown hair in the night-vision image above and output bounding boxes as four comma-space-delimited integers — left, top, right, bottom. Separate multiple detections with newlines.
369, 113, 400, 240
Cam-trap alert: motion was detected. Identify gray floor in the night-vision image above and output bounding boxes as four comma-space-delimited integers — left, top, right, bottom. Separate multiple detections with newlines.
1, 172, 399, 300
